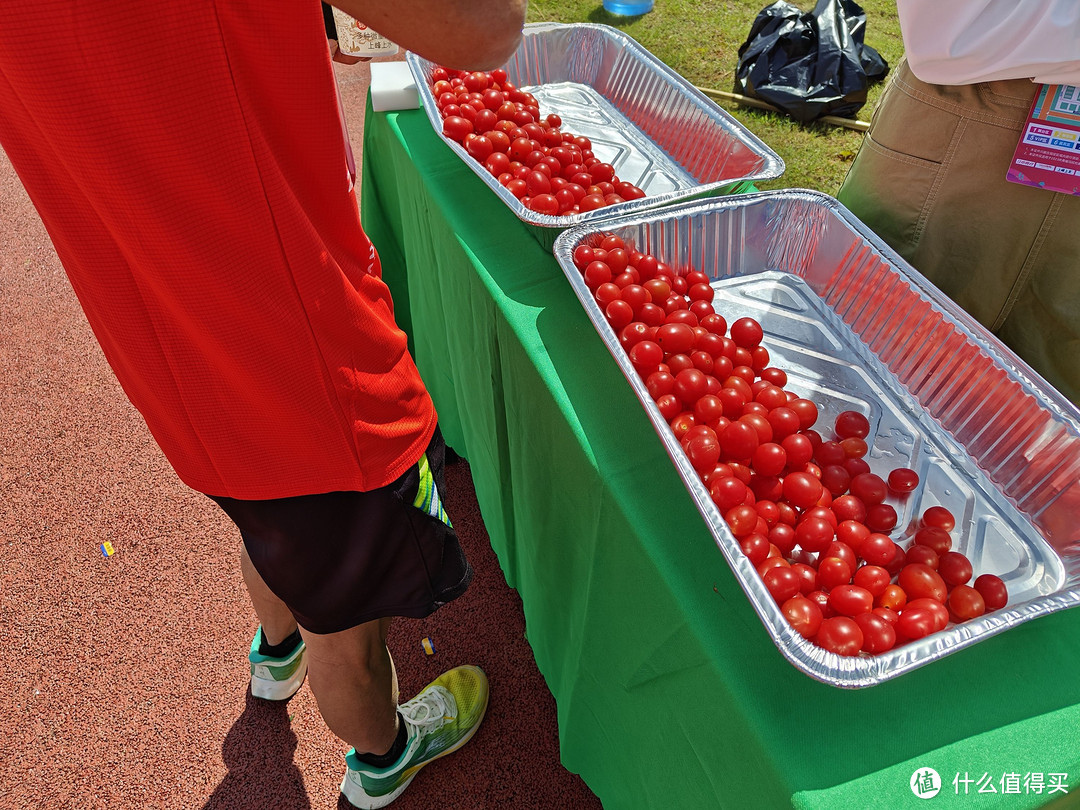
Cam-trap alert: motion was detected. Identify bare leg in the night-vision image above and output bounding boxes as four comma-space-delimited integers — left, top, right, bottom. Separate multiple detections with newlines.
300, 617, 400, 755
241, 544, 399, 753
240, 544, 297, 646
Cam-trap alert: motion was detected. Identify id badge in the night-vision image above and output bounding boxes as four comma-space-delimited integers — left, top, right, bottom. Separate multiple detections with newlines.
1007, 83, 1080, 195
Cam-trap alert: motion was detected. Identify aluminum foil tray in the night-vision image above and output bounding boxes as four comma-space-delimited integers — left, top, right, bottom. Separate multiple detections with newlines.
406, 23, 784, 251
552, 189, 1080, 688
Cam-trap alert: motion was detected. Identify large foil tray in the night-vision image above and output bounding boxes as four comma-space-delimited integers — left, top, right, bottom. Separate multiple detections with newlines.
553, 189, 1080, 688
406, 22, 785, 250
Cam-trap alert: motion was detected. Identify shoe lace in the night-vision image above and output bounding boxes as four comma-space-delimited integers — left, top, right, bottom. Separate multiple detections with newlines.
400, 685, 458, 734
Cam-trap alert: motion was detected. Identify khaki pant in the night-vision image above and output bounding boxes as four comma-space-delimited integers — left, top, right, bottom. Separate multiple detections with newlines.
838, 59, 1080, 406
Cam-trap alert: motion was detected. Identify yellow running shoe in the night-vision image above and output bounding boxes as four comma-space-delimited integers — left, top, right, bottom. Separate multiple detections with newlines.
340, 665, 490, 809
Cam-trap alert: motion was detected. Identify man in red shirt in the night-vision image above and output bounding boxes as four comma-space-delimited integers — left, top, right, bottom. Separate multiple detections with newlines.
0, 2, 524, 807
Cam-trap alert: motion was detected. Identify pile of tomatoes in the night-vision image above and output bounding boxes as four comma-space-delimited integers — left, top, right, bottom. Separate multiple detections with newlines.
574, 234, 1009, 657
428, 67, 646, 216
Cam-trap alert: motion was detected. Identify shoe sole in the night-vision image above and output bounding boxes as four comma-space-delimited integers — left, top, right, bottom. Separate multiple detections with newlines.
339, 697, 489, 809
250, 655, 308, 701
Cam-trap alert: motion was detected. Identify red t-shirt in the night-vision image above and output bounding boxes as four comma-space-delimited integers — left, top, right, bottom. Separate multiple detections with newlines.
0, 2, 436, 499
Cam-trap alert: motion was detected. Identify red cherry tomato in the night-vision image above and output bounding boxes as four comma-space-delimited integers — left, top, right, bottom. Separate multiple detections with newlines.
877, 584, 907, 611
887, 467, 920, 494
973, 574, 1009, 611
913, 526, 952, 556
817, 557, 853, 590
898, 563, 948, 603
937, 551, 974, 586
854, 612, 896, 653
729, 317, 764, 349
849, 473, 888, 506
865, 503, 898, 533
815, 617, 863, 656
896, 606, 937, 640
739, 532, 770, 566
834, 410, 871, 440
788, 399, 820, 430
751, 442, 788, 477
763, 566, 802, 603
922, 506, 956, 532
906, 598, 950, 632
853, 565, 891, 598
782, 595, 824, 639
948, 584, 986, 621
859, 533, 896, 567
828, 584, 874, 617
783, 472, 823, 510
905, 544, 939, 570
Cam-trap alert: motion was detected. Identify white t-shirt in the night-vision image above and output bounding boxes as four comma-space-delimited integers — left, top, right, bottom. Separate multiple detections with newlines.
898, 0, 1080, 85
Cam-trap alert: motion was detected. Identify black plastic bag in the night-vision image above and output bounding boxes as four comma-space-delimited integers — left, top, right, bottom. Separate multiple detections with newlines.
734, 0, 888, 123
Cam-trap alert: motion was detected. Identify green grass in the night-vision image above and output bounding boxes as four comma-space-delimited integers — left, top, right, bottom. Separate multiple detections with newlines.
524, 0, 905, 193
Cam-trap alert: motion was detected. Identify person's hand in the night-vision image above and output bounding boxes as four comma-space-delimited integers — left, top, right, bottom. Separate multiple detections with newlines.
329, 40, 371, 64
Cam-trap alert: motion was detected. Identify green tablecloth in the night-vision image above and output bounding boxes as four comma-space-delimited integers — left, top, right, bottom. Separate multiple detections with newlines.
361, 99, 1080, 810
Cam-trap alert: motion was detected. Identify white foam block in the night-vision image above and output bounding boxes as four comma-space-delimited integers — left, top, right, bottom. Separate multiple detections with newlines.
369, 62, 420, 112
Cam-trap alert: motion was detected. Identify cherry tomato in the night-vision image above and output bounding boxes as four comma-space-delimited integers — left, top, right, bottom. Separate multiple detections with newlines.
782, 595, 823, 639
817, 557, 853, 590
674, 368, 709, 407
604, 299, 634, 331
442, 115, 474, 142
788, 399, 819, 430
853, 565, 891, 598
854, 612, 897, 653
906, 598, 949, 632
905, 544, 939, 570
739, 532, 770, 566
834, 410, 871, 440
849, 473, 888, 506
583, 260, 613, 289
783, 472, 823, 510
948, 585, 986, 622
684, 431, 721, 476
729, 317, 764, 349
922, 506, 956, 532
859, 533, 896, 567
708, 473, 751, 509
815, 617, 863, 656
763, 566, 802, 603
794, 516, 834, 553
913, 526, 952, 556
629, 340, 663, 375
720, 420, 759, 461
831, 495, 867, 524
877, 584, 907, 611
835, 519, 870, 554
865, 503, 898, 533
898, 563, 948, 603
937, 551, 973, 586
780, 433, 814, 469
887, 467, 920, 494
725, 504, 759, 537
751, 442, 787, 476
896, 606, 938, 640
789, 561, 817, 594
819, 464, 852, 497
815, 441, 846, 467
828, 584, 874, 617
973, 574, 1009, 611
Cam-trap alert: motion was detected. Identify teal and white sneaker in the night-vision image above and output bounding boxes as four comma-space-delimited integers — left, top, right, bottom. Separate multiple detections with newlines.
248, 626, 307, 701
340, 665, 490, 809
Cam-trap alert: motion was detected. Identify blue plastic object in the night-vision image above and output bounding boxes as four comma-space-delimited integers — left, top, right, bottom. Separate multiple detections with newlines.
602, 0, 654, 15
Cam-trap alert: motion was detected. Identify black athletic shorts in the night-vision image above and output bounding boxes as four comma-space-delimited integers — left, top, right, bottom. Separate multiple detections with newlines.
210, 427, 471, 634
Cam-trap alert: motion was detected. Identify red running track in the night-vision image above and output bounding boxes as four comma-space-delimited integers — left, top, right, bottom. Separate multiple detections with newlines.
0, 60, 602, 810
